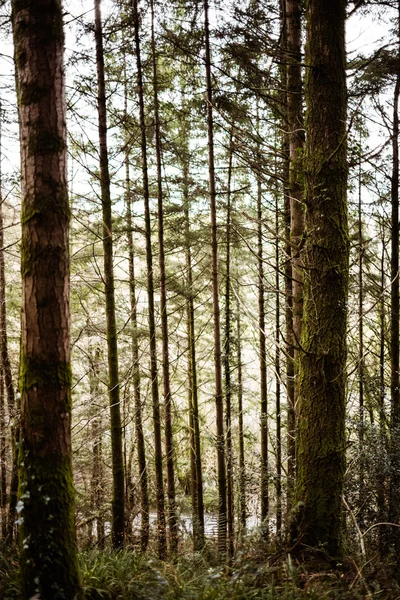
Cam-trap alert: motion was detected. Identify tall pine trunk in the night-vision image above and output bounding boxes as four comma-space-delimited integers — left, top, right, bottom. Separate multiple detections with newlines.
204, 0, 227, 556
294, 0, 348, 557
132, 0, 167, 559
13, 0, 81, 595
125, 138, 149, 553
150, 0, 178, 554
94, 0, 124, 549
182, 116, 205, 551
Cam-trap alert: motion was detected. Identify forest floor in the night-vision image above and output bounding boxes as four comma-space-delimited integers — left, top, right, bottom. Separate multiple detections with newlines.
1, 541, 399, 600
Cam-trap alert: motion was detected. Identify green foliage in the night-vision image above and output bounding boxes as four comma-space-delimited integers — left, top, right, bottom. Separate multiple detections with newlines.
0, 546, 385, 600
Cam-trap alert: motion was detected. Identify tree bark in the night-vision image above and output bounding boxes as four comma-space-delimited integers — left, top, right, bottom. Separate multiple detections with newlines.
132, 0, 167, 560
294, 0, 348, 557
94, 0, 125, 549
124, 133, 149, 553
12, 0, 81, 595
204, 0, 227, 556
256, 110, 269, 541
182, 112, 205, 551
150, 0, 178, 554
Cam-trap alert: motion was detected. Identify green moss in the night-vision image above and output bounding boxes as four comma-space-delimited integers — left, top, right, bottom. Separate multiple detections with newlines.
28, 129, 65, 155
20, 355, 72, 394
21, 185, 69, 225
19, 446, 81, 599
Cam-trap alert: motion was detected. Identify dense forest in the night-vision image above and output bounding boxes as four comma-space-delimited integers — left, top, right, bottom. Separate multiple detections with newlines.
0, 0, 399, 598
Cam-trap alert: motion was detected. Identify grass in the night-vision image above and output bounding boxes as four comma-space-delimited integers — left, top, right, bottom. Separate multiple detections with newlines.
0, 541, 397, 599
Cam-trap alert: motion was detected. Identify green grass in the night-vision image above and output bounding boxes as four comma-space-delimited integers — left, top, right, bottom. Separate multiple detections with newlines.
0, 544, 394, 599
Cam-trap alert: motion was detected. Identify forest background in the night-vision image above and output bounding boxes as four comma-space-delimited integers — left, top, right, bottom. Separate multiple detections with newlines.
0, 0, 400, 598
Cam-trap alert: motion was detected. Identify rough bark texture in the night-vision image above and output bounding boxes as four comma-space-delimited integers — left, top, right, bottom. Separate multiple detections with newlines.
204, 0, 227, 556
94, 0, 125, 549
294, 0, 348, 557
12, 0, 81, 596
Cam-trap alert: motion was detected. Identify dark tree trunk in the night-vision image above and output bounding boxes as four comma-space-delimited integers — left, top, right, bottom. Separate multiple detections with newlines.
89, 348, 104, 549
285, 0, 304, 499
150, 0, 178, 554
12, 0, 81, 595
94, 0, 125, 549
294, 0, 348, 557
132, 0, 167, 560
182, 113, 205, 551
124, 137, 149, 553
224, 127, 235, 560
256, 112, 269, 540
204, 0, 227, 556
236, 295, 246, 539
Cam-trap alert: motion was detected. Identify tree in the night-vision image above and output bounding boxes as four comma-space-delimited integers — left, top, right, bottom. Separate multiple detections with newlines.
294, 0, 348, 557
94, 0, 125, 549
12, 0, 81, 595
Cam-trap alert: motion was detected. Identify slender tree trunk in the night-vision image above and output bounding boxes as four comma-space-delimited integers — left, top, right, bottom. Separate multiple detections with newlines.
294, 0, 348, 557
94, 0, 124, 549
150, 0, 178, 554
182, 122, 205, 551
285, 0, 304, 464
236, 295, 246, 539
124, 131, 149, 554
89, 347, 104, 549
358, 150, 365, 525
275, 185, 282, 539
378, 220, 387, 555
0, 99, 17, 545
224, 128, 235, 560
389, 0, 400, 552
12, 0, 81, 594
256, 111, 269, 541
204, 0, 227, 556
132, 0, 167, 559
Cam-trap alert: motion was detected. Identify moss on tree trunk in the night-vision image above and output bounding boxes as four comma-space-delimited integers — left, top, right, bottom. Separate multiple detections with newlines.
294, 0, 348, 558
12, 0, 81, 594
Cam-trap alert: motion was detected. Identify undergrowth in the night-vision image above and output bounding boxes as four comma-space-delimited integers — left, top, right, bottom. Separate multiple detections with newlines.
0, 542, 398, 599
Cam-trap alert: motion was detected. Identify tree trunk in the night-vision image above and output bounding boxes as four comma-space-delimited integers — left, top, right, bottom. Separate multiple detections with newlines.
204, 0, 227, 556
236, 295, 246, 539
275, 182, 282, 539
224, 127, 235, 560
89, 347, 104, 549
285, 0, 304, 486
182, 115, 205, 551
132, 0, 167, 560
388, 0, 400, 553
0, 98, 18, 545
294, 0, 348, 557
12, 0, 81, 595
94, 0, 125, 549
124, 130, 149, 553
256, 110, 269, 541
150, 0, 178, 554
